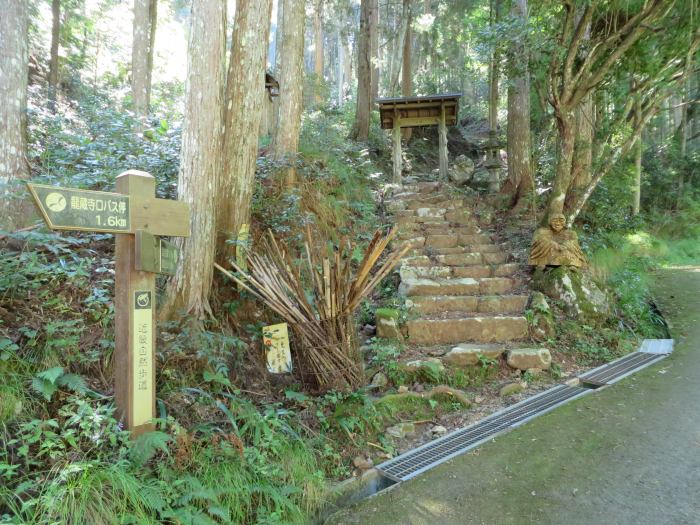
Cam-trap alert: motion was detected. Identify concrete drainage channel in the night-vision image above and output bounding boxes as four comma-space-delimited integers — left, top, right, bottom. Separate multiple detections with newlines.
320, 339, 674, 520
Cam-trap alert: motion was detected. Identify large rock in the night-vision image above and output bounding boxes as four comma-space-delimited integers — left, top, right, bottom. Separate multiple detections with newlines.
449, 155, 475, 185
532, 267, 611, 325
401, 358, 445, 374
506, 348, 552, 371
386, 422, 416, 439
529, 292, 556, 341
375, 308, 403, 340
442, 343, 503, 367
500, 382, 527, 397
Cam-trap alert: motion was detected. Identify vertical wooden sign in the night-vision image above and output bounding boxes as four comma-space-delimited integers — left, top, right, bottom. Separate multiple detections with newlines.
114, 170, 189, 437
29, 170, 190, 438
115, 172, 157, 436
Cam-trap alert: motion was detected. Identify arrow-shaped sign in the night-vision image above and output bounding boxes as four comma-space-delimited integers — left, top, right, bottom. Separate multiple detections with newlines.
28, 183, 131, 233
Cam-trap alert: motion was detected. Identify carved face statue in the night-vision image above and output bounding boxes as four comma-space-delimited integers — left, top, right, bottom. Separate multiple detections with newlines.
549, 214, 566, 233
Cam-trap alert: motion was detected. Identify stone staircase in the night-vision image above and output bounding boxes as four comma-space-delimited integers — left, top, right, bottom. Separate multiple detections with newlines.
385, 181, 532, 358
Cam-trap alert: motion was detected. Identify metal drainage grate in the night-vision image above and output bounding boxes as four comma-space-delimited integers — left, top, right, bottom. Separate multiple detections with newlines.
578, 340, 673, 387
376, 384, 589, 482
376, 340, 673, 484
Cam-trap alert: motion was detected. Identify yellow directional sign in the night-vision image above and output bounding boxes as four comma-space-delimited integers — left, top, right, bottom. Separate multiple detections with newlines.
28, 183, 130, 233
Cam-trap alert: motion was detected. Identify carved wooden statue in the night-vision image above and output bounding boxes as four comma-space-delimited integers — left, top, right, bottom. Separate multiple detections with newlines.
529, 213, 587, 268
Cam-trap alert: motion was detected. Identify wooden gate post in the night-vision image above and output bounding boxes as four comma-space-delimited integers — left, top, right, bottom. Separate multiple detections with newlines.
438, 103, 448, 181
393, 109, 402, 185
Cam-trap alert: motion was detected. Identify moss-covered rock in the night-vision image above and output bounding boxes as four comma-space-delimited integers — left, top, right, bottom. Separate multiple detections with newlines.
375, 308, 403, 340
528, 292, 556, 341
532, 266, 611, 325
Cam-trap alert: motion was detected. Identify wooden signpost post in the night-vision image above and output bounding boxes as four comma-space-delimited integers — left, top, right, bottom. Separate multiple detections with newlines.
28, 170, 190, 437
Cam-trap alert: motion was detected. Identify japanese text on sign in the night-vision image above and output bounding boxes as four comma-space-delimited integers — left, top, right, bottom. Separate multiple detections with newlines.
263, 323, 292, 374
132, 291, 153, 427
27, 184, 131, 233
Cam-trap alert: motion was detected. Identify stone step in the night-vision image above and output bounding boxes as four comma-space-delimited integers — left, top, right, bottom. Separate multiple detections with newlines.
395, 208, 447, 219
415, 244, 504, 255
396, 216, 450, 226
399, 276, 518, 297
398, 224, 483, 237
402, 182, 442, 194
406, 294, 529, 315
406, 198, 463, 210
406, 316, 529, 345
400, 263, 519, 280
435, 252, 509, 266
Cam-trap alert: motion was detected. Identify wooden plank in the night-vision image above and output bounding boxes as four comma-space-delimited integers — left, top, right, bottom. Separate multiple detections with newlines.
129, 195, 190, 238
398, 116, 441, 128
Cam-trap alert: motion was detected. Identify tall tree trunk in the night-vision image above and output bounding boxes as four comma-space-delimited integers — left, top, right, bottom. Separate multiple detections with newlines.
563, 91, 593, 214
401, 0, 412, 140
48, 0, 60, 112
370, 0, 379, 101
676, 79, 689, 209
503, 0, 533, 211
147, 0, 157, 95
132, 0, 156, 127
487, 0, 502, 163
632, 96, 643, 215
550, 111, 576, 218
336, 31, 345, 104
389, 1, 409, 95
274, 0, 284, 72
272, 0, 305, 187
313, 0, 324, 104
164, 0, 226, 319
0, 0, 30, 231
351, 0, 371, 141
218, 0, 274, 264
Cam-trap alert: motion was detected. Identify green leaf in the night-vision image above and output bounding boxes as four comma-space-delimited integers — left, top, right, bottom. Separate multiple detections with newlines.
31, 377, 58, 401
56, 373, 88, 393
128, 430, 171, 467
284, 390, 309, 403
36, 367, 64, 385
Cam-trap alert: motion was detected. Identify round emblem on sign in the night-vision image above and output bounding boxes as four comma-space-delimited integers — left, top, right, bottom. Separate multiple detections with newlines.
136, 292, 151, 308
45, 192, 67, 212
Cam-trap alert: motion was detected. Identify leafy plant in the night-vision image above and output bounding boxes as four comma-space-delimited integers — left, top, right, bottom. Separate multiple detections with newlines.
30, 367, 87, 401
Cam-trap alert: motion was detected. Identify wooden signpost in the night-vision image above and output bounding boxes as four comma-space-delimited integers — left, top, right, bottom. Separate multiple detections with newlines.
28, 170, 190, 437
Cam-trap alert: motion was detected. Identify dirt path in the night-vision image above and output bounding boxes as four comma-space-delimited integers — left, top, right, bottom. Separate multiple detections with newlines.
326, 267, 700, 525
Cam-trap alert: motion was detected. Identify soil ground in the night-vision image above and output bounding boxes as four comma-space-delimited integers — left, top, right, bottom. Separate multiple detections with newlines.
326, 266, 700, 525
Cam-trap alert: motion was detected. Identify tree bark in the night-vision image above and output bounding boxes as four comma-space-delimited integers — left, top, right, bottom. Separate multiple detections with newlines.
632, 97, 643, 215
0, 0, 30, 231
564, 91, 593, 214
313, 0, 324, 104
401, 0, 412, 141
48, 0, 60, 112
351, 0, 371, 142
503, 0, 533, 211
272, 0, 305, 187
370, 0, 379, 101
132, 0, 156, 126
550, 111, 576, 217
164, 0, 226, 319
218, 0, 274, 265
389, 0, 409, 95
336, 31, 345, 104
487, 0, 502, 164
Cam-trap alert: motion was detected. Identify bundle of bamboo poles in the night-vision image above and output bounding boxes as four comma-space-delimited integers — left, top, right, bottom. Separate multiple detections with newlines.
215, 226, 410, 391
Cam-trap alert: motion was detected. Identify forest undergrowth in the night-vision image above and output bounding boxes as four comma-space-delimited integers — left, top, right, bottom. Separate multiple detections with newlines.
2, 86, 699, 524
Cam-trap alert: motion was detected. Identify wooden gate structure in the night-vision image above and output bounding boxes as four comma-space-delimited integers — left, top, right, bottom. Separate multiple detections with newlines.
377, 93, 461, 185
